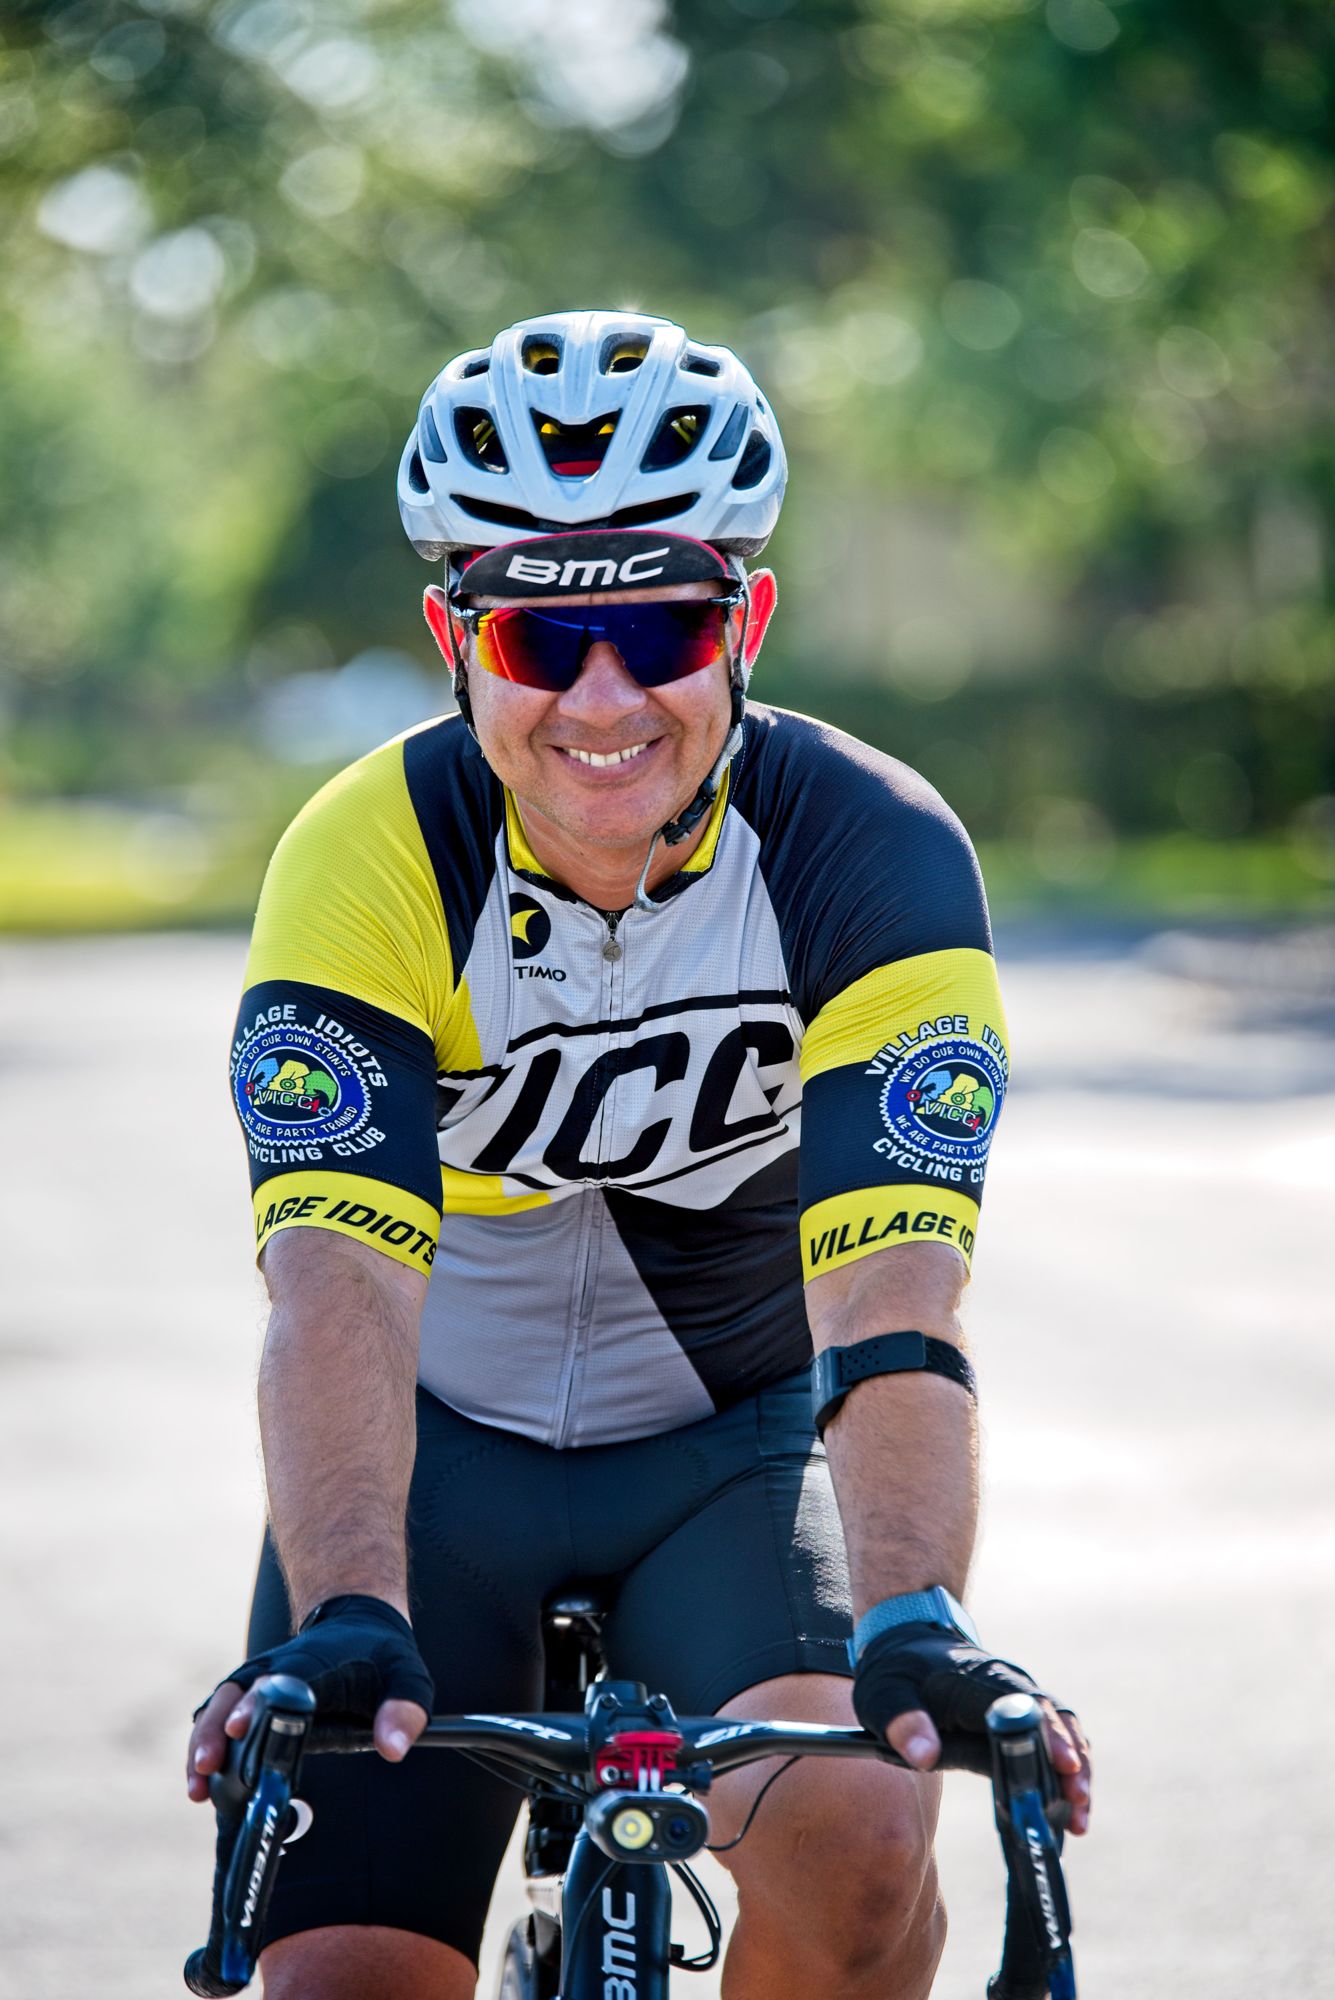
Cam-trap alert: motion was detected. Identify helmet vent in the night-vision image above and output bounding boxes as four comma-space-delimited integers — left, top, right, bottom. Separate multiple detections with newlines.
454, 494, 547, 533
732, 431, 772, 490
641, 406, 709, 472
601, 335, 648, 374
419, 406, 448, 463
681, 352, 721, 377
451, 491, 701, 535
523, 337, 562, 375
534, 410, 618, 477
407, 447, 431, 496
455, 408, 508, 473
458, 354, 491, 379
609, 493, 699, 528
708, 402, 750, 462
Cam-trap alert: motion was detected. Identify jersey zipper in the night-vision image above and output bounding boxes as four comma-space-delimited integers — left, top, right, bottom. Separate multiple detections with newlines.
552, 904, 627, 1446
588, 909, 625, 1174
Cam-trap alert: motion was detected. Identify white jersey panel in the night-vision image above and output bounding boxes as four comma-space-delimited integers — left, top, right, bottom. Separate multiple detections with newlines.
434, 812, 803, 1206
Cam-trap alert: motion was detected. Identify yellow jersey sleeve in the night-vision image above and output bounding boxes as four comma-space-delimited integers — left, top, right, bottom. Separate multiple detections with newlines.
230, 735, 456, 1274
798, 946, 1009, 1281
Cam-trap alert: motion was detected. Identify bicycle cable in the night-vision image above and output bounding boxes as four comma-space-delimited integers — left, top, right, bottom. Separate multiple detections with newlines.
553, 1855, 616, 1971
704, 1754, 799, 1852
452, 1746, 586, 1804
669, 1860, 724, 1971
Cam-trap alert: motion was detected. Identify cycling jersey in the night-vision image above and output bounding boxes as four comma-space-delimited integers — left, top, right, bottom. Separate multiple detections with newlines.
230, 702, 1008, 1447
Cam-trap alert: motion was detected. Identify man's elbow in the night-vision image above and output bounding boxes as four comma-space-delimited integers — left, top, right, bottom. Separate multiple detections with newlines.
260, 1226, 429, 1328
805, 1239, 968, 1349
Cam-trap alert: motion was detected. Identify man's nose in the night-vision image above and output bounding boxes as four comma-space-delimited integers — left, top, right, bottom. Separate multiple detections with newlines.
557, 643, 648, 723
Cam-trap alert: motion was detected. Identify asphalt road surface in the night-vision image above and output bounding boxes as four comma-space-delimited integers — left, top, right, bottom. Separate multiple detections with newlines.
2, 922, 1332, 1999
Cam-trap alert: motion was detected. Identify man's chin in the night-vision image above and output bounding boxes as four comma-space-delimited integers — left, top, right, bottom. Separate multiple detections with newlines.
543, 770, 692, 842
557, 804, 674, 851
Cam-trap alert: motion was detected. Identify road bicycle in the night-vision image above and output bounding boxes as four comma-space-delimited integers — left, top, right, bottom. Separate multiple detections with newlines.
185, 1589, 1076, 1999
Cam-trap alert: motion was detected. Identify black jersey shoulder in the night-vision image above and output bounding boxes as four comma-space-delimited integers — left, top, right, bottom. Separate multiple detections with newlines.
728, 703, 993, 1019
401, 713, 505, 980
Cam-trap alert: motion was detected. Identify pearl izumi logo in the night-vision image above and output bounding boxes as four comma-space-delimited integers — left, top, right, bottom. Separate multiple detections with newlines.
510, 893, 565, 980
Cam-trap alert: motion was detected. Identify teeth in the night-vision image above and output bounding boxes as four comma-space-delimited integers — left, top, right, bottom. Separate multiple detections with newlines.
563, 742, 649, 768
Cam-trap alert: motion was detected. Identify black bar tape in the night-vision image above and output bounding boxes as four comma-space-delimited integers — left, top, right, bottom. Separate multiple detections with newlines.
811, 1331, 977, 1438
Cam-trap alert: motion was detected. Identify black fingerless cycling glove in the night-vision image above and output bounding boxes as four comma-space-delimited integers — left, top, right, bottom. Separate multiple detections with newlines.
852, 1622, 1049, 1774
198, 1593, 434, 1721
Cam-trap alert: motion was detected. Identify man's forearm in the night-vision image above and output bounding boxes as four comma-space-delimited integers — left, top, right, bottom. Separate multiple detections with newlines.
807, 1241, 979, 1619
257, 1234, 422, 1626
822, 1374, 977, 1618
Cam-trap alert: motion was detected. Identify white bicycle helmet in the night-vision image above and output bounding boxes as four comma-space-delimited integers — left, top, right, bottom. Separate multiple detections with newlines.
398, 308, 786, 561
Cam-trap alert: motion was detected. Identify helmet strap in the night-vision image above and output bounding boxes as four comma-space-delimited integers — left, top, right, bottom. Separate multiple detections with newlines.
442, 561, 479, 739
633, 580, 751, 912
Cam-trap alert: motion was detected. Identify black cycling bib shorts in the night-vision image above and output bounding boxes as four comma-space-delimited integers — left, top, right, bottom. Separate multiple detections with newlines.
247, 1371, 852, 1962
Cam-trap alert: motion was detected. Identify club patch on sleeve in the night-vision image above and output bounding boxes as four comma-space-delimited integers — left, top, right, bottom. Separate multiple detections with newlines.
875, 1033, 1006, 1174
231, 1006, 386, 1166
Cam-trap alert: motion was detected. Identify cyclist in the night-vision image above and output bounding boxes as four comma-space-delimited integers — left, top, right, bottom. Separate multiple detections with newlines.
188, 310, 1092, 2000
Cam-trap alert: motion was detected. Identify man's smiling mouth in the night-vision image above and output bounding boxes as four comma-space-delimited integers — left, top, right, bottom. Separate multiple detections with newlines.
555, 741, 653, 769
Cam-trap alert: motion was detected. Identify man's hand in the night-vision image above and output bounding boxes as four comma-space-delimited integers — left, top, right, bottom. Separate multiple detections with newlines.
185, 1594, 433, 1804
851, 1622, 1092, 1834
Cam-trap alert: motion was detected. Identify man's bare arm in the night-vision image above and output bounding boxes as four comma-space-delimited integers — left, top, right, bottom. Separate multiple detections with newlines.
258, 1226, 428, 1624
186, 1226, 429, 1800
805, 1238, 976, 1619
806, 1239, 1092, 1830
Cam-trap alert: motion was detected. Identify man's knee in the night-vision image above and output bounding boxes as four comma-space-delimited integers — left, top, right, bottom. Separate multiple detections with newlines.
728, 1766, 945, 1982
259, 1923, 476, 2000
812, 1817, 945, 1981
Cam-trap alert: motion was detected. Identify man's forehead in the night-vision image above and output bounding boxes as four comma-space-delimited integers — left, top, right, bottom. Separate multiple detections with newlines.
455, 529, 735, 604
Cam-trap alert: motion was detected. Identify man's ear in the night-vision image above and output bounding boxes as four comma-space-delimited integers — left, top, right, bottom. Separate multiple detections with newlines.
742, 568, 777, 668
423, 584, 457, 662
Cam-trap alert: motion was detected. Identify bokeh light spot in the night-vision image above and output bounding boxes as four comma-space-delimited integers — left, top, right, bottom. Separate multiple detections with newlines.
942, 280, 1022, 351
1157, 325, 1230, 399
280, 145, 366, 219
89, 19, 167, 85
1045, 0, 1120, 54
130, 228, 227, 322
1038, 426, 1116, 503
839, 309, 924, 385
1071, 227, 1149, 298
37, 165, 150, 255
1130, 392, 1206, 466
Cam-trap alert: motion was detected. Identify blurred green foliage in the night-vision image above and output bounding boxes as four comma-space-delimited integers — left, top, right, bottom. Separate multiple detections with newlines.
1, 0, 1332, 920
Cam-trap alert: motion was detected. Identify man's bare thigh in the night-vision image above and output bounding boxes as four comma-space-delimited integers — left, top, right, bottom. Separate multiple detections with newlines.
259, 1923, 475, 2000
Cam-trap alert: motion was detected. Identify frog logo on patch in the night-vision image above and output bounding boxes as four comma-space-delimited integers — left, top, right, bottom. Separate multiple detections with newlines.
245, 1052, 340, 1121
907, 1065, 995, 1135
880, 1037, 1004, 1164
235, 1024, 371, 1147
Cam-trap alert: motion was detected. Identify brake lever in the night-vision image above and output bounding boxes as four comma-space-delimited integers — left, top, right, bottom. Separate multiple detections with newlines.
183, 1675, 315, 1996
985, 1693, 1076, 2000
